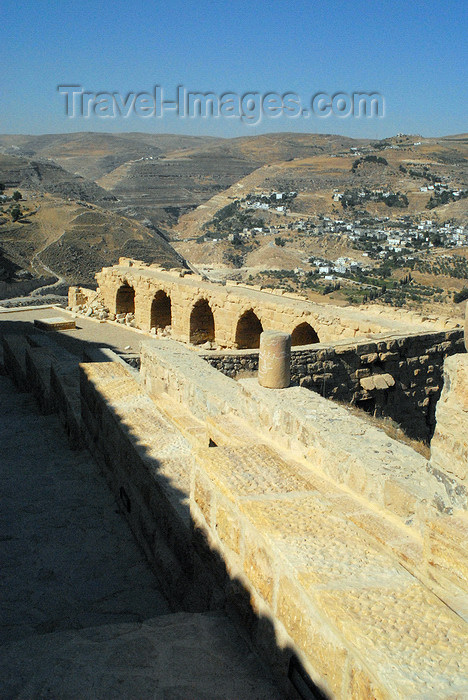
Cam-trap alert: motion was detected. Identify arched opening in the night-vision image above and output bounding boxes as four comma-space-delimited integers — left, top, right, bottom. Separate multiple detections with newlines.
291, 322, 320, 346
115, 283, 135, 315
150, 290, 171, 330
190, 298, 215, 345
235, 309, 263, 349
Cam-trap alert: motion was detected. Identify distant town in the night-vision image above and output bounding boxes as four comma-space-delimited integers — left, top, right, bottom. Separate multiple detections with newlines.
197, 186, 468, 308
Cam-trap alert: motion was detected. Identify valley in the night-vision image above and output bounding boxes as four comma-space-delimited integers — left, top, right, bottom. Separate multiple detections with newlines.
0, 131, 466, 317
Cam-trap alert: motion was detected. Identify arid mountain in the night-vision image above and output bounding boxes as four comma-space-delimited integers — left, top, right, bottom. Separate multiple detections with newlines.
0, 131, 466, 304
0, 133, 220, 181
0, 192, 184, 294
0, 154, 113, 204
4, 131, 466, 234
0, 132, 374, 230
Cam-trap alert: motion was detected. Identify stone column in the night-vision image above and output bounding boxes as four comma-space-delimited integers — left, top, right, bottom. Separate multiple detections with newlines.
465, 301, 468, 352
258, 330, 291, 389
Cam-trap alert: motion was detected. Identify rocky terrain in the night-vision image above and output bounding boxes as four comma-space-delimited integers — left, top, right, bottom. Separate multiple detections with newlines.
0, 191, 184, 297
0, 131, 466, 309
0, 154, 112, 204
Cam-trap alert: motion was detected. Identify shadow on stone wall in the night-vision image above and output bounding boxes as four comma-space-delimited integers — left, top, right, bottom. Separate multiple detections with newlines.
0, 318, 330, 699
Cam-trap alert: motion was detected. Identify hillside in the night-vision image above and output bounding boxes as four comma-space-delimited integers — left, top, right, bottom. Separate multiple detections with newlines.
0, 131, 466, 310
0, 192, 184, 295
0, 133, 220, 182
0, 154, 113, 204
174, 134, 468, 238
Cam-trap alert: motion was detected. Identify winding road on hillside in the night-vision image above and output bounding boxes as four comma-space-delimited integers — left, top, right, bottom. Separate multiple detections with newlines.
0, 205, 69, 305
29, 252, 66, 296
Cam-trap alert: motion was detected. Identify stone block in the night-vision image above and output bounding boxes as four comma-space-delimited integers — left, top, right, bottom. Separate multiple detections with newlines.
335, 344, 356, 355
359, 373, 394, 391
33, 316, 76, 331
348, 666, 389, 700
312, 372, 333, 384
360, 352, 379, 364
424, 514, 468, 594
215, 499, 241, 555
277, 577, 348, 698
205, 413, 257, 448
465, 301, 468, 351
383, 479, 419, 520
357, 342, 377, 355
316, 583, 468, 699
243, 529, 275, 606
194, 444, 313, 501
193, 471, 213, 527
379, 351, 399, 363
353, 368, 371, 379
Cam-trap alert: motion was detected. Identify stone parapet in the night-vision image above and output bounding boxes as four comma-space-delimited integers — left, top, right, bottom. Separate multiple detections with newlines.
429, 353, 468, 506
191, 442, 468, 699
203, 328, 465, 441
94, 261, 460, 349
3, 324, 466, 698
140, 339, 467, 610
465, 301, 468, 351
140, 339, 244, 421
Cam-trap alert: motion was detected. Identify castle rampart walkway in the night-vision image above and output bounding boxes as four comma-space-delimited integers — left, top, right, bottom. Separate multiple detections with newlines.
0, 334, 281, 699
90, 258, 459, 349
1, 305, 466, 698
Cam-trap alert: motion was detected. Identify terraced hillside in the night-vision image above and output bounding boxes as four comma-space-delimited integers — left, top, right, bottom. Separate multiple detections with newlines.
0, 131, 467, 305
0, 193, 183, 294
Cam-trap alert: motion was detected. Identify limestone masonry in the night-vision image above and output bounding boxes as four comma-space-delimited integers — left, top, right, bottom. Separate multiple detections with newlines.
71, 257, 459, 348
70, 259, 465, 441
1, 263, 466, 699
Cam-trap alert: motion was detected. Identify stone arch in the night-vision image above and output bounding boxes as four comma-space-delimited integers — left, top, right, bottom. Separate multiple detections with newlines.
190, 298, 215, 345
235, 309, 263, 349
150, 290, 172, 330
115, 282, 135, 315
291, 321, 320, 346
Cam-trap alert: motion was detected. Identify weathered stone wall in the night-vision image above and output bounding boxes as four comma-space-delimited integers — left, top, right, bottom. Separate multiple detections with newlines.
203, 328, 465, 440
465, 300, 468, 351
429, 353, 468, 505
425, 341, 468, 621
138, 339, 468, 698
4, 329, 466, 699
78, 360, 223, 613
68, 286, 97, 308
95, 258, 458, 349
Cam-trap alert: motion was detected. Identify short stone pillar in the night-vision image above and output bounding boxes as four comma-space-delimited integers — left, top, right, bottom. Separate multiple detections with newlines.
258, 330, 291, 389
465, 301, 468, 352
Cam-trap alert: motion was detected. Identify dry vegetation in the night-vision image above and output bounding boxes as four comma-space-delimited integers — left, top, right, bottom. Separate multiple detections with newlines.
0, 131, 466, 310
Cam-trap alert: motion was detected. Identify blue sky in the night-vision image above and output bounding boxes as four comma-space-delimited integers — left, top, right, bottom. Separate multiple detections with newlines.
1, 0, 466, 137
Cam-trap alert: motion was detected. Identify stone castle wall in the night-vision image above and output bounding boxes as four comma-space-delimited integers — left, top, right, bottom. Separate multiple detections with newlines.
138, 338, 468, 698
92, 258, 458, 349
203, 328, 465, 440
68, 286, 97, 307
2, 316, 467, 699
